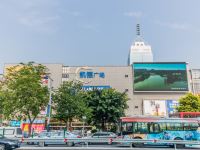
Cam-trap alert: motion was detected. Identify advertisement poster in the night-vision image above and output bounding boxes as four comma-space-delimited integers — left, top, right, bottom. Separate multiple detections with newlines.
133, 63, 188, 91
166, 100, 179, 115
21, 123, 45, 133
143, 100, 167, 116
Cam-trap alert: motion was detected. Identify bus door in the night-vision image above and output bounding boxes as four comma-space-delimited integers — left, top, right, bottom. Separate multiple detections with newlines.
147, 123, 163, 140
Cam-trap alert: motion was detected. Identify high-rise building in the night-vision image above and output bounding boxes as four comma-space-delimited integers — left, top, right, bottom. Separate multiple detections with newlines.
128, 24, 153, 65
191, 69, 200, 94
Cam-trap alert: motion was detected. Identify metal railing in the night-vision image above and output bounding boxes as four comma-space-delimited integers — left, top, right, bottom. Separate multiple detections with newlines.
0, 145, 4, 150
18, 137, 200, 150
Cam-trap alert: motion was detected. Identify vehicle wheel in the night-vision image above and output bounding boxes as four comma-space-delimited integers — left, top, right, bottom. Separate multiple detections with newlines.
174, 137, 185, 149
0, 144, 5, 150
66, 142, 74, 147
132, 137, 144, 147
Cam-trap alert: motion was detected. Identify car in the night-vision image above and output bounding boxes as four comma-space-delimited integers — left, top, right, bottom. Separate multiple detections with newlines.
44, 130, 81, 146
0, 135, 20, 150
28, 130, 81, 146
90, 132, 117, 138
0, 127, 23, 138
86, 132, 117, 145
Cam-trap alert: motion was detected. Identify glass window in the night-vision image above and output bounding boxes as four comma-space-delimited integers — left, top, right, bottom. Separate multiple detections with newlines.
134, 122, 148, 134
0, 129, 3, 135
17, 128, 22, 134
166, 123, 183, 131
159, 123, 167, 131
184, 123, 198, 131
149, 123, 162, 133
4, 129, 15, 135
126, 123, 133, 132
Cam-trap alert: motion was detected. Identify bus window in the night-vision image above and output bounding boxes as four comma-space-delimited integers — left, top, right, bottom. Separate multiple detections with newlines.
166, 123, 183, 131
159, 123, 167, 131
133, 122, 148, 134
184, 123, 198, 131
150, 123, 161, 133
126, 123, 133, 132
122, 122, 133, 135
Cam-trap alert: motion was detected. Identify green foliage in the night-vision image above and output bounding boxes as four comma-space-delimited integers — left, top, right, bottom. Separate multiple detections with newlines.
85, 88, 128, 130
52, 81, 92, 127
1, 62, 49, 125
177, 93, 200, 112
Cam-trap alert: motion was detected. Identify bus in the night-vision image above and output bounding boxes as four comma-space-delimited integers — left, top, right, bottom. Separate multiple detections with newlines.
120, 116, 200, 148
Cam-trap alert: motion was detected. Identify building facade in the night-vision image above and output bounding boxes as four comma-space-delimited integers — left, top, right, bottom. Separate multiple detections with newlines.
3, 62, 192, 117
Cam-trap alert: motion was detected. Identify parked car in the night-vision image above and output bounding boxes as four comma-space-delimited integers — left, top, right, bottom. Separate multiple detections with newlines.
0, 127, 23, 138
90, 132, 117, 138
44, 130, 81, 146
0, 135, 20, 150
28, 130, 81, 146
86, 132, 117, 145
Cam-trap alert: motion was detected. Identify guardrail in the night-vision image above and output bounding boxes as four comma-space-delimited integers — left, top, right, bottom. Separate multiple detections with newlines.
17, 137, 200, 150
0, 145, 4, 150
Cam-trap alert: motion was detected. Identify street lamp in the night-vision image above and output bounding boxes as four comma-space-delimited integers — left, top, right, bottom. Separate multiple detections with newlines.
47, 75, 53, 131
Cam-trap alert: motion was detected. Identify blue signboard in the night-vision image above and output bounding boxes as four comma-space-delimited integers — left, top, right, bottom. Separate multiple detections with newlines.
166, 100, 179, 115
80, 72, 105, 79
10, 120, 21, 127
82, 86, 110, 91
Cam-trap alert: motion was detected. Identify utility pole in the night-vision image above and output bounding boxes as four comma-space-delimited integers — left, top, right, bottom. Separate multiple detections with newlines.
47, 76, 53, 131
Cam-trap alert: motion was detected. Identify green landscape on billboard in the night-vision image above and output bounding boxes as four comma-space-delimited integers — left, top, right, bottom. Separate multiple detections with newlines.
133, 63, 188, 91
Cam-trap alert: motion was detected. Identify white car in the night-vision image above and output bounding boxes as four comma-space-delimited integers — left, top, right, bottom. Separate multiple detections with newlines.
29, 130, 81, 146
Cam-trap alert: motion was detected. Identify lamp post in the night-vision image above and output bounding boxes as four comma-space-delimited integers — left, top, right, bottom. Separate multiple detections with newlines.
47, 75, 53, 131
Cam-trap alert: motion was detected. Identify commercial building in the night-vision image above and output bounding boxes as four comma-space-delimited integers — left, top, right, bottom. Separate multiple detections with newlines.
190, 69, 200, 94
3, 62, 193, 117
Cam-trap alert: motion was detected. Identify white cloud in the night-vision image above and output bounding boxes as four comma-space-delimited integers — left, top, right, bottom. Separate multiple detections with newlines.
69, 11, 82, 17
80, 23, 100, 32
155, 20, 200, 33
124, 11, 143, 18
155, 21, 189, 30
17, 11, 60, 33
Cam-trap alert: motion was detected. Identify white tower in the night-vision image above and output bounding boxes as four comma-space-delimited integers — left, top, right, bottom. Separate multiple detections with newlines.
128, 24, 153, 65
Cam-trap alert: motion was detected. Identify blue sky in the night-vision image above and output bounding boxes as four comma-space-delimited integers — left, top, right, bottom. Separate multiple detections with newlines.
0, 0, 200, 73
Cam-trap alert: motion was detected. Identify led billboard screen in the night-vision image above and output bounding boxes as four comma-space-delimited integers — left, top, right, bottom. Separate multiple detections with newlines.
133, 63, 188, 91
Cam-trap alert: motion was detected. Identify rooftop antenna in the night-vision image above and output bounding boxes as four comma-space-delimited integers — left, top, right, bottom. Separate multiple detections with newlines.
135, 23, 143, 42
136, 23, 141, 37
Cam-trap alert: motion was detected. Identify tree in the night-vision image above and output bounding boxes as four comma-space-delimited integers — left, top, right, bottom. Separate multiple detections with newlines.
85, 88, 128, 131
1, 62, 49, 136
177, 93, 200, 113
52, 81, 92, 130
